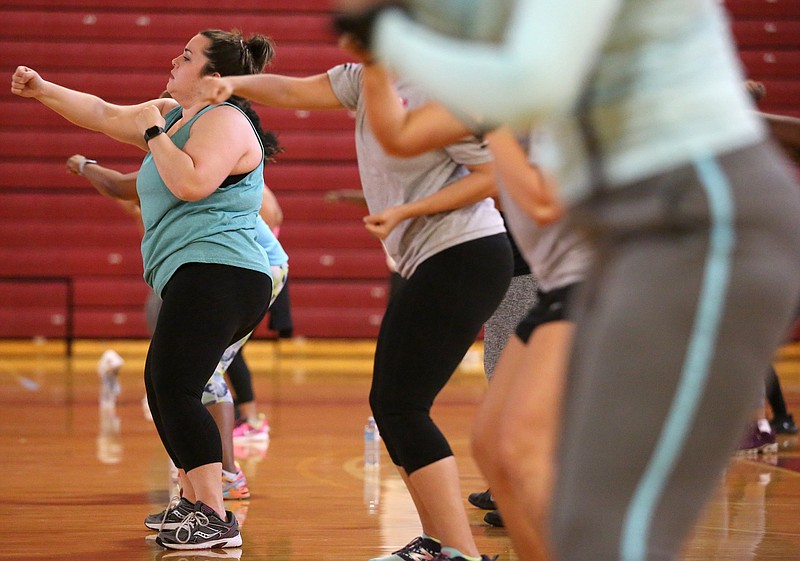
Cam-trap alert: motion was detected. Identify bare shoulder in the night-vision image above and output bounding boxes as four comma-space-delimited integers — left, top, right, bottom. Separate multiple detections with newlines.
192, 103, 254, 137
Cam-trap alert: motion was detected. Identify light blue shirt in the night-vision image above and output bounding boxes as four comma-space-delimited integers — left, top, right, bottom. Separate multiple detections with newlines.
255, 215, 288, 268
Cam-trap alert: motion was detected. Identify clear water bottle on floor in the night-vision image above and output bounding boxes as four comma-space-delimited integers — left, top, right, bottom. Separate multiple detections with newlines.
364, 416, 381, 468
364, 461, 380, 513
364, 416, 381, 513
97, 349, 124, 412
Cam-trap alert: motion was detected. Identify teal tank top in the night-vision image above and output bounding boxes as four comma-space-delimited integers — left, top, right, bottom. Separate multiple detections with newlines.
137, 103, 271, 296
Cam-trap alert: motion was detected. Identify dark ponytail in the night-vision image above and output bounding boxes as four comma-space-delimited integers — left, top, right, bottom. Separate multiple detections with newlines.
229, 96, 283, 164
244, 35, 276, 74
199, 29, 282, 163
200, 29, 276, 77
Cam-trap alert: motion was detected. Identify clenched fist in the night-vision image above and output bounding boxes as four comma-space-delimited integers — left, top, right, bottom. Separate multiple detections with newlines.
11, 66, 45, 98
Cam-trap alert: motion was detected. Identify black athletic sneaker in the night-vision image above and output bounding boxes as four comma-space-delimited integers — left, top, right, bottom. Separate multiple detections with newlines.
467, 489, 496, 510
145, 497, 195, 531
156, 501, 242, 550
771, 414, 799, 435
484, 510, 504, 527
369, 536, 441, 561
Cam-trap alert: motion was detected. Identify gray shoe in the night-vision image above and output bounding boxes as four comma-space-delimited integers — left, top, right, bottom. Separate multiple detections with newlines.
145, 497, 194, 531
156, 501, 242, 550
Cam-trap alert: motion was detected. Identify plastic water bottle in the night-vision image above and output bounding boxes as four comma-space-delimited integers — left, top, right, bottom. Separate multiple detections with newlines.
97, 349, 123, 412
364, 461, 380, 513
364, 416, 381, 468
363, 416, 381, 513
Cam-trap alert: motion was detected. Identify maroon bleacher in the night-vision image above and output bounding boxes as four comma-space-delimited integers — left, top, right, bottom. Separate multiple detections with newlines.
0, 1, 386, 339
1, 1, 798, 341
724, 0, 800, 117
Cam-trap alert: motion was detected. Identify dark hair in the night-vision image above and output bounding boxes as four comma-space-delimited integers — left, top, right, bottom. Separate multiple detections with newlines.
200, 29, 276, 77
238, 99, 283, 164
198, 29, 282, 163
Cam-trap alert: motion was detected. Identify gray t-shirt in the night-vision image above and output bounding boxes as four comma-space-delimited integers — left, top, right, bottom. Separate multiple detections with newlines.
499, 187, 591, 293
495, 130, 594, 292
327, 63, 506, 278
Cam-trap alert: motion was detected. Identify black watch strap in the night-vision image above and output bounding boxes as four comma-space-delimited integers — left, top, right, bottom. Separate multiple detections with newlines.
144, 125, 165, 143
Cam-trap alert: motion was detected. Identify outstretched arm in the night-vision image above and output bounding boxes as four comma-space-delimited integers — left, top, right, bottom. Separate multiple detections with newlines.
199, 72, 345, 110
12, 66, 176, 149
371, 0, 619, 127
325, 189, 368, 206
66, 154, 140, 202
363, 160, 496, 239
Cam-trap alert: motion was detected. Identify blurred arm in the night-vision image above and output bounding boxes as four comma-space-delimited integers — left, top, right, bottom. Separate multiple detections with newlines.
66, 154, 140, 203
373, 0, 619, 127
361, 63, 473, 156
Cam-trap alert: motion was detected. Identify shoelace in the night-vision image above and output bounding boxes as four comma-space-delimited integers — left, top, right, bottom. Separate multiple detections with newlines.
392, 536, 423, 555
175, 511, 211, 544
393, 536, 439, 559
159, 495, 182, 531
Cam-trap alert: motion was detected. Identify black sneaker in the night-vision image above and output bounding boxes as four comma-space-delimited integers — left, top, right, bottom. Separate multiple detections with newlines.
484, 510, 504, 527
467, 489, 496, 510
145, 497, 195, 531
156, 501, 242, 550
770, 414, 799, 435
369, 536, 441, 561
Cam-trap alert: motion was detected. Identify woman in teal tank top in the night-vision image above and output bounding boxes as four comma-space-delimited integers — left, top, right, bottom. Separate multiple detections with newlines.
12, 29, 283, 550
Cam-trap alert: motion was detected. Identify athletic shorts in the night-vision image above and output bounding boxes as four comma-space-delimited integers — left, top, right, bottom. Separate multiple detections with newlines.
515, 282, 579, 343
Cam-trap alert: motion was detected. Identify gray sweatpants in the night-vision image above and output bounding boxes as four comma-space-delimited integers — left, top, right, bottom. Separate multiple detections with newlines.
551, 142, 800, 561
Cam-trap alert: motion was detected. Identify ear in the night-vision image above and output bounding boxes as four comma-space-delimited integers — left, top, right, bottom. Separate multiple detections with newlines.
211, 72, 221, 78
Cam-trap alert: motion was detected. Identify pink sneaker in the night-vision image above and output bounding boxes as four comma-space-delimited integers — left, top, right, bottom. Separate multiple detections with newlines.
232, 414, 269, 443
222, 464, 250, 500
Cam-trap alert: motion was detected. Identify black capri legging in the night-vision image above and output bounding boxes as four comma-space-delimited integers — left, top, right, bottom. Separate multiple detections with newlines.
226, 351, 255, 405
144, 263, 271, 472
370, 233, 513, 474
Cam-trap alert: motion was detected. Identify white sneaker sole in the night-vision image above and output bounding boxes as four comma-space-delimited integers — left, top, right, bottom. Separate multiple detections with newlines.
157, 534, 242, 550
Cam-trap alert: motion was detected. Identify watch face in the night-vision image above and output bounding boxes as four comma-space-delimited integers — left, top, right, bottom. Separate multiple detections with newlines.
145, 126, 163, 141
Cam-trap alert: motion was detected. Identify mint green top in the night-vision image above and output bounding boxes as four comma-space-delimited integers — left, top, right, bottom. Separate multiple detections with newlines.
375, 0, 765, 204
137, 103, 271, 296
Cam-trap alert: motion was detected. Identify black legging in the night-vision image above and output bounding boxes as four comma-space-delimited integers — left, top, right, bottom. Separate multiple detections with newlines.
766, 365, 789, 419
145, 263, 271, 472
370, 234, 513, 474
267, 276, 294, 338
227, 351, 255, 405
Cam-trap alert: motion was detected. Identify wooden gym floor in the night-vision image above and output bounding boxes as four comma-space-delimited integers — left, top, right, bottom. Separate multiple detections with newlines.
1, 338, 800, 561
